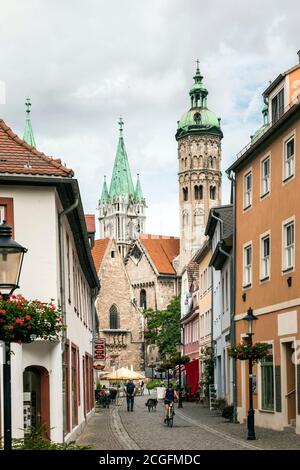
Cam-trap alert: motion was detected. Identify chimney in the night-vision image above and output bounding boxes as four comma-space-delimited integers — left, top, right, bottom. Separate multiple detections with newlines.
298, 50, 300, 64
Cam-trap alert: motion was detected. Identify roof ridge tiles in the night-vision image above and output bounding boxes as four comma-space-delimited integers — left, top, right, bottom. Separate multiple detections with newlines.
0, 118, 73, 177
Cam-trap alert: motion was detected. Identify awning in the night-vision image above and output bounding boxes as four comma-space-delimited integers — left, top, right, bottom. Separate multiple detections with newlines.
184, 359, 199, 396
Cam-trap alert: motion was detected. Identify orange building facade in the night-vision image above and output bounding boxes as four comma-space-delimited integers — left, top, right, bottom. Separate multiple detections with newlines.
229, 56, 300, 434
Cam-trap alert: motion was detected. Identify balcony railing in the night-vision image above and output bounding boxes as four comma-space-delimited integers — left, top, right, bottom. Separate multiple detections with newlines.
236, 99, 300, 161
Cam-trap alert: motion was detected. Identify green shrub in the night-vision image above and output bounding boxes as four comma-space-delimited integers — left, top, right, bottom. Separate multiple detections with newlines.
12, 427, 90, 450
222, 405, 234, 421
146, 380, 161, 390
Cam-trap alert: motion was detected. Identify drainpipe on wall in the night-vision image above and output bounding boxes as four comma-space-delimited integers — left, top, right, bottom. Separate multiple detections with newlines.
226, 169, 237, 422
58, 195, 79, 441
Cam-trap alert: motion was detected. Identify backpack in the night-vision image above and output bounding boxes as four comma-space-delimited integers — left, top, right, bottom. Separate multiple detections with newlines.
126, 382, 135, 395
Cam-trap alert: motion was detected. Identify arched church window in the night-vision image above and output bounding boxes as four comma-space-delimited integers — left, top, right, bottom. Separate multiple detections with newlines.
194, 185, 203, 200
140, 289, 147, 309
109, 305, 119, 329
210, 186, 216, 200
183, 210, 189, 226
183, 187, 188, 201
193, 156, 198, 168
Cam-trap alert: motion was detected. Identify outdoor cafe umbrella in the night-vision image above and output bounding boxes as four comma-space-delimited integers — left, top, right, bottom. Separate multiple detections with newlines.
101, 367, 145, 381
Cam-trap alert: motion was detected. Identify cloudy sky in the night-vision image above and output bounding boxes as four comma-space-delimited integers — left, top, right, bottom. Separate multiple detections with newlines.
0, 0, 299, 236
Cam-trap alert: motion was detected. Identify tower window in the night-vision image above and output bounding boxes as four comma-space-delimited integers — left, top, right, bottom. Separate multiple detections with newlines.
194, 185, 203, 200
183, 187, 188, 201
111, 251, 115, 258
140, 289, 147, 309
210, 186, 216, 200
109, 304, 119, 329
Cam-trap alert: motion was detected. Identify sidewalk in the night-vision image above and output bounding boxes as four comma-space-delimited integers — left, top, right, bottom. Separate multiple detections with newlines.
175, 401, 300, 450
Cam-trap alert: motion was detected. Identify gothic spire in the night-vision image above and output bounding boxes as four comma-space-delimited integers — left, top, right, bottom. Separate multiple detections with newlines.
109, 118, 135, 202
134, 173, 144, 202
23, 97, 36, 148
100, 175, 110, 203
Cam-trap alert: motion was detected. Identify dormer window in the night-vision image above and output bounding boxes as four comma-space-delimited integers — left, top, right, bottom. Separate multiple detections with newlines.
271, 88, 284, 123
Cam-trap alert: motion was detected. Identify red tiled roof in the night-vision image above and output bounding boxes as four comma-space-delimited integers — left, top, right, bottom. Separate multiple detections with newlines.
91, 238, 110, 273
139, 234, 179, 275
0, 118, 73, 177
85, 214, 96, 234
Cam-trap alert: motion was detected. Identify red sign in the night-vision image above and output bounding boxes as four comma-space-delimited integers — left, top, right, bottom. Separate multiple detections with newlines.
94, 338, 106, 360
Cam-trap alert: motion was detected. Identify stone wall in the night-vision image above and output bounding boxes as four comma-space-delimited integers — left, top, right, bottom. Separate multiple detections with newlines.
96, 239, 144, 372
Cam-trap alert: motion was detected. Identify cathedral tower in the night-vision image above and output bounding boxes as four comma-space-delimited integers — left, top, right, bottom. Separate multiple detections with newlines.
176, 62, 223, 270
98, 118, 146, 258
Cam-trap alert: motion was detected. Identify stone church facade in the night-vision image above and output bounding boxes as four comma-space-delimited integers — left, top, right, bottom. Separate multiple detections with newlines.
92, 238, 145, 372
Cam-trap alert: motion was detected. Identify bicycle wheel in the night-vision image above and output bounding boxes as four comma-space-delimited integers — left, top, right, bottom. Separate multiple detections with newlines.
169, 417, 173, 427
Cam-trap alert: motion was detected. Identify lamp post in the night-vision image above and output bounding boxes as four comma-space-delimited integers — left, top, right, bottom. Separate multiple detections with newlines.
176, 341, 183, 408
165, 352, 171, 387
243, 307, 258, 441
0, 221, 27, 450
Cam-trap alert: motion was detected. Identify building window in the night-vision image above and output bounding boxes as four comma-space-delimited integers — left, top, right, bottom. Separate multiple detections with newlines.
284, 136, 295, 181
261, 235, 270, 280
111, 251, 115, 258
243, 244, 252, 287
140, 289, 147, 309
0, 197, 14, 235
209, 186, 216, 200
194, 185, 203, 200
200, 314, 204, 338
261, 156, 270, 196
66, 234, 71, 303
71, 345, 78, 427
63, 341, 70, 434
244, 171, 252, 209
109, 304, 119, 329
183, 187, 188, 201
271, 89, 284, 123
284, 221, 294, 270
260, 346, 274, 411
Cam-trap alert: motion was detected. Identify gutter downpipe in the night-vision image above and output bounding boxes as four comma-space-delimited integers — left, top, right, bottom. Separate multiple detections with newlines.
58, 195, 79, 441
226, 168, 237, 422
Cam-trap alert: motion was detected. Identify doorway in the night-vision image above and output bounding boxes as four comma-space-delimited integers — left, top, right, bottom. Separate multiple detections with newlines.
23, 366, 50, 438
282, 342, 296, 426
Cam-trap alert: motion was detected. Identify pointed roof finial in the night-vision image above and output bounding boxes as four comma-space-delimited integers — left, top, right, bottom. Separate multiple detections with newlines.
118, 116, 124, 134
25, 97, 32, 116
23, 97, 36, 148
196, 59, 200, 73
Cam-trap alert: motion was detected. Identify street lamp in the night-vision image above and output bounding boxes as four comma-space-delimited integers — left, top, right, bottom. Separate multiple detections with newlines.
0, 221, 27, 450
165, 352, 171, 387
243, 306, 258, 441
176, 341, 183, 408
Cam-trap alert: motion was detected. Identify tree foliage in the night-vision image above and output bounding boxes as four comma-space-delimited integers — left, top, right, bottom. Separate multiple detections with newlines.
144, 296, 181, 356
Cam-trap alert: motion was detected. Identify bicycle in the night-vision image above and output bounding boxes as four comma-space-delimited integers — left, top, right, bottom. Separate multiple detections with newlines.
164, 401, 174, 427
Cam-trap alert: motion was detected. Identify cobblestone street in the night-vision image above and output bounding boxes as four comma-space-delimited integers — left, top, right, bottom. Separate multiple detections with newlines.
76, 393, 300, 450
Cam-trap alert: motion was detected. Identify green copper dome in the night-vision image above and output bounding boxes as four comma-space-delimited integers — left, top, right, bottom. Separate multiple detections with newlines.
176, 62, 222, 139
178, 108, 221, 134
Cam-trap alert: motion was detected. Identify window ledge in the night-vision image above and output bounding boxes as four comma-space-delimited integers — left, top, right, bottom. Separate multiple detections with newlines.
243, 205, 252, 211
258, 409, 275, 414
260, 276, 270, 282
282, 266, 294, 274
260, 191, 270, 199
243, 283, 252, 289
283, 174, 294, 184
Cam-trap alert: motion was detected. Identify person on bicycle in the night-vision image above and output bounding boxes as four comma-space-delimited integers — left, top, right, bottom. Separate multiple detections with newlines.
163, 385, 178, 423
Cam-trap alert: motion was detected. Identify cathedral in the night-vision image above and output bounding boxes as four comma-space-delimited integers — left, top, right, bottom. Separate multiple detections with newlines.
92, 63, 222, 373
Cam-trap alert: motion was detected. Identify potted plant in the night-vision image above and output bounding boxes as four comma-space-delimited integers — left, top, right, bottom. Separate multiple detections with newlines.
0, 294, 64, 344
228, 341, 270, 363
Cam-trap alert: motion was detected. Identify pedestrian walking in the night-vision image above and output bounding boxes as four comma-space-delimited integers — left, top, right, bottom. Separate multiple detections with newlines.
124, 380, 136, 411
139, 379, 145, 396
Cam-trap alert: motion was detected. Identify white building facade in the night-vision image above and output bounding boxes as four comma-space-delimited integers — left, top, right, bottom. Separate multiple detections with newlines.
0, 118, 99, 443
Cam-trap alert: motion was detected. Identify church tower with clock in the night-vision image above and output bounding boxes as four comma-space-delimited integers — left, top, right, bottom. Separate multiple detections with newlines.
176, 62, 223, 270
98, 118, 146, 258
